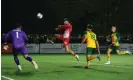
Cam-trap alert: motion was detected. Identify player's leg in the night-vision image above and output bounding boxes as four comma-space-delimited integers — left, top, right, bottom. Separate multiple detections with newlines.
120, 50, 132, 55
13, 48, 22, 71
65, 45, 76, 56
23, 54, 38, 69
85, 54, 99, 68
63, 38, 79, 61
21, 47, 38, 69
116, 50, 120, 55
65, 45, 79, 61
105, 47, 112, 64
85, 48, 92, 68
119, 50, 126, 55
90, 48, 101, 61
115, 46, 120, 55
85, 55, 91, 69
54, 34, 63, 40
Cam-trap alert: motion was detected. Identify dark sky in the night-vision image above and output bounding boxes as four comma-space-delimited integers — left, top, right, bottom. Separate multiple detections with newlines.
2, 0, 133, 35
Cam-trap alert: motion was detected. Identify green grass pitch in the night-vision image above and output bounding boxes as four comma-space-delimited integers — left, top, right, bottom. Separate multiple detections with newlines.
1, 54, 133, 80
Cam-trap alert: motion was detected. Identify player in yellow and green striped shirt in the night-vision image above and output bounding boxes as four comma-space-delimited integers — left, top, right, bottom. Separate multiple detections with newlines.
81, 24, 100, 68
105, 26, 120, 64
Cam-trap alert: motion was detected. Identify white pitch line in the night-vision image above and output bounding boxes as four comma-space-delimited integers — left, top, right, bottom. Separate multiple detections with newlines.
1, 75, 14, 80
37, 61, 133, 69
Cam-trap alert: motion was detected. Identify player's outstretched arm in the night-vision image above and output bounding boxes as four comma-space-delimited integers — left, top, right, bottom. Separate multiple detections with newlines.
81, 36, 87, 44
3, 31, 11, 50
55, 25, 65, 31
81, 31, 87, 44
23, 31, 29, 44
3, 31, 11, 43
95, 34, 100, 54
96, 41, 100, 54
116, 32, 120, 42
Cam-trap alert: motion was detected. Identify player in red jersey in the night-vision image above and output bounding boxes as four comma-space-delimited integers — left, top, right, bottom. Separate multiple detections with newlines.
55, 18, 79, 61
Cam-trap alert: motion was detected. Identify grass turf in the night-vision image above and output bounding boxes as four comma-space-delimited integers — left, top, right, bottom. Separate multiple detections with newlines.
1, 54, 133, 80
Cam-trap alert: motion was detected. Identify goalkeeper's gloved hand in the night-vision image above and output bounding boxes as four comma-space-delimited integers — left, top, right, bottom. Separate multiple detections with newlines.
3, 43, 9, 50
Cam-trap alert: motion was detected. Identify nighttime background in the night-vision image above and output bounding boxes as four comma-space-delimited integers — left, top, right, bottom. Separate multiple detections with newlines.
2, 0, 133, 35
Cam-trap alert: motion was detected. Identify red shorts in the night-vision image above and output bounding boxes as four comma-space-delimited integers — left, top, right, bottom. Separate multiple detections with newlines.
59, 34, 70, 47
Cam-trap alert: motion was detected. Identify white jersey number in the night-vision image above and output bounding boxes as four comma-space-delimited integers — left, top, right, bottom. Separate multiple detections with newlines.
63, 32, 69, 38
16, 32, 19, 38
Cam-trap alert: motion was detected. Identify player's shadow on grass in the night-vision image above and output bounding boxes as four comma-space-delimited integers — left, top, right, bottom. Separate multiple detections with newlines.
72, 66, 84, 69
60, 65, 84, 69
90, 68, 122, 74
15, 71, 35, 76
72, 66, 122, 74
52, 70, 65, 72
52, 71, 65, 73
2, 67, 35, 76
1, 67, 14, 70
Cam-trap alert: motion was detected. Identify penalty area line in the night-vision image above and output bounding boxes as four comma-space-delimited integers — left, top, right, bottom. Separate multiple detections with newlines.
1, 75, 14, 80
37, 61, 133, 69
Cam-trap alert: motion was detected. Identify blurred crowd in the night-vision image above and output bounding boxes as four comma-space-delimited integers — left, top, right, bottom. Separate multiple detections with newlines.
1, 33, 133, 44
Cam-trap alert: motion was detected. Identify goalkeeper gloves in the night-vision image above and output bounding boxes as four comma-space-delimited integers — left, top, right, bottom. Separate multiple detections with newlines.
3, 43, 9, 50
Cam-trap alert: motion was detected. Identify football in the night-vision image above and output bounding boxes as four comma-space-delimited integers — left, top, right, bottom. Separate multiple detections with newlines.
37, 13, 43, 19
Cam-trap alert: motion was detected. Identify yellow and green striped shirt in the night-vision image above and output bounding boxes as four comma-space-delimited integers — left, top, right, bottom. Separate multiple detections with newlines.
84, 31, 97, 48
